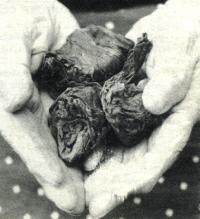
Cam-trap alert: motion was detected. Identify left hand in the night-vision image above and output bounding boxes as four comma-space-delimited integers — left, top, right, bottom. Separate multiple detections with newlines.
85, 1, 200, 218
0, 0, 85, 214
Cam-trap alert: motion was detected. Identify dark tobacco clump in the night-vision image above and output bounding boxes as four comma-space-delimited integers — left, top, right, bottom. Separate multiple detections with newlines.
35, 25, 134, 99
49, 82, 110, 165
101, 33, 166, 147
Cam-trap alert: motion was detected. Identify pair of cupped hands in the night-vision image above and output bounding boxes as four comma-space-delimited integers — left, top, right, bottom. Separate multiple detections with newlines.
1, 0, 200, 218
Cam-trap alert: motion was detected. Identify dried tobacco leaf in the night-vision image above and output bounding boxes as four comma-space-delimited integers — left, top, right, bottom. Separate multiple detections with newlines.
36, 25, 134, 99
49, 82, 109, 165
101, 34, 165, 147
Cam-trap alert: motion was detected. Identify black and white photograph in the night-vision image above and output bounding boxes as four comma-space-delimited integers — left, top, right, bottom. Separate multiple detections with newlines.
0, 0, 199, 218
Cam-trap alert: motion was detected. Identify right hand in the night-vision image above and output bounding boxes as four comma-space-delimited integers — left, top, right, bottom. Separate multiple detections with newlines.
0, 0, 85, 215
86, 1, 200, 218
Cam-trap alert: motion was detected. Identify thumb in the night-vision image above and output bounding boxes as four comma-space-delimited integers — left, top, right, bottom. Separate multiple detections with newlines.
27, 0, 80, 75
126, 3, 200, 115
142, 35, 196, 115
30, 1, 80, 75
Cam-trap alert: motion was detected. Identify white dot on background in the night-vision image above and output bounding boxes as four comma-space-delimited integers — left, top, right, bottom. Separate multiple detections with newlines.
50, 211, 60, 219
12, 185, 21, 194
192, 156, 199, 163
23, 213, 32, 219
37, 188, 44, 196
165, 208, 174, 217
158, 177, 165, 184
133, 197, 141, 205
180, 182, 188, 191
0, 206, 2, 213
4, 156, 13, 165
105, 21, 115, 30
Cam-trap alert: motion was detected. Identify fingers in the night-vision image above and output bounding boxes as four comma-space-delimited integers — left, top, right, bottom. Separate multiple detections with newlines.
86, 111, 194, 218
0, 37, 34, 112
40, 91, 54, 115
173, 60, 200, 121
50, 1, 80, 51
87, 193, 122, 219
0, 51, 85, 213
0, 1, 36, 112
26, 1, 79, 71
140, 61, 200, 181
126, 6, 200, 115
0, 32, 84, 212
126, 14, 154, 42
0, 1, 85, 214
85, 142, 148, 219
0, 97, 85, 214
86, 63, 200, 218
42, 162, 85, 215
0, 2, 58, 183
133, 61, 200, 188
125, 3, 165, 42
30, 1, 79, 78
31, 53, 44, 74
142, 38, 195, 115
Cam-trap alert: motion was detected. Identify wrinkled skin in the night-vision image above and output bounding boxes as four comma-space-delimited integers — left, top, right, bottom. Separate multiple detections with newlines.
36, 25, 134, 99
101, 34, 165, 147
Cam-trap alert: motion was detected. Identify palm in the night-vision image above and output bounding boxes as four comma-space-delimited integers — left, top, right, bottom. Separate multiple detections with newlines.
85, 101, 196, 218
85, 135, 153, 204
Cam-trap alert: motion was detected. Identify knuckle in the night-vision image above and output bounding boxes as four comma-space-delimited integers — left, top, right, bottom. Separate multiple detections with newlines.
142, 89, 164, 115
44, 163, 65, 187
50, 1, 79, 51
171, 72, 187, 86
143, 69, 189, 115
47, 170, 64, 187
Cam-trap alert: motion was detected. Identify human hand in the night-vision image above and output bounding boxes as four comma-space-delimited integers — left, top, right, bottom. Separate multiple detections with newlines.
85, 0, 200, 218
0, 0, 85, 215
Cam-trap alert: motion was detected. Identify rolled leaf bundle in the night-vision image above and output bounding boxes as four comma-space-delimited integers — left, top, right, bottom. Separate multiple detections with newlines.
37, 25, 134, 99
101, 34, 165, 147
49, 82, 109, 166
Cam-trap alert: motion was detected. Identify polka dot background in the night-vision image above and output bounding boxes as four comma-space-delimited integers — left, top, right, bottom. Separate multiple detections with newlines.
0, 4, 200, 219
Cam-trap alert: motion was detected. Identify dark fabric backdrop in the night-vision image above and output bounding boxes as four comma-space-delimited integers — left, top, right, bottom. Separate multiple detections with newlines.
59, 0, 166, 11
